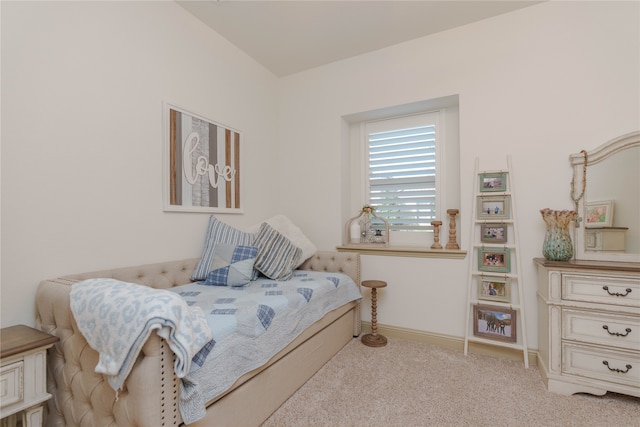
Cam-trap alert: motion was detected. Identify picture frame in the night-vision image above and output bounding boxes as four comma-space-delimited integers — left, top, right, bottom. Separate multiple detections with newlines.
477, 276, 510, 303
477, 195, 511, 220
480, 223, 508, 243
473, 304, 516, 342
164, 103, 243, 213
585, 200, 614, 228
477, 247, 511, 273
479, 172, 507, 193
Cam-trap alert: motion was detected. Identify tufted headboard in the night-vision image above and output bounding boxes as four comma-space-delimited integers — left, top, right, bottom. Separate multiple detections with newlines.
61, 258, 200, 289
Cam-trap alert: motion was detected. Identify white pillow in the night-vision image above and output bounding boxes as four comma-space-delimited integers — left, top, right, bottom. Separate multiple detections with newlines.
246, 214, 317, 267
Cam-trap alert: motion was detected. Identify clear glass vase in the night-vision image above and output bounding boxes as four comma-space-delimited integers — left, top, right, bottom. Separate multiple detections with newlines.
540, 208, 577, 261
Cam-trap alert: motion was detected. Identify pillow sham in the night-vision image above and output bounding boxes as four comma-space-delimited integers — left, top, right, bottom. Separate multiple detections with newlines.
253, 222, 303, 281
204, 244, 258, 287
191, 216, 256, 281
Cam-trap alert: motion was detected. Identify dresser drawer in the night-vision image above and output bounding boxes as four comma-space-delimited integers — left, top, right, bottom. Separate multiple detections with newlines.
563, 309, 640, 350
0, 361, 23, 408
563, 342, 640, 388
562, 274, 640, 307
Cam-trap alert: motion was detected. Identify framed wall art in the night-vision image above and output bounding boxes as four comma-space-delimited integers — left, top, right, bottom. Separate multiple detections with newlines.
164, 104, 243, 213
479, 172, 507, 193
477, 276, 510, 303
473, 304, 516, 342
477, 247, 511, 273
585, 200, 614, 228
477, 195, 511, 220
480, 223, 508, 243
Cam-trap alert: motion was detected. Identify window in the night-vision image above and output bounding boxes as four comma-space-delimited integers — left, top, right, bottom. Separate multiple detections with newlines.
344, 95, 459, 247
366, 112, 439, 233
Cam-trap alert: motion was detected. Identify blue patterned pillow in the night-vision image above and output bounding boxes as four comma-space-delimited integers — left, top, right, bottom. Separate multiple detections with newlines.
191, 216, 256, 281
253, 222, 303, 281
204, 244, 258, 287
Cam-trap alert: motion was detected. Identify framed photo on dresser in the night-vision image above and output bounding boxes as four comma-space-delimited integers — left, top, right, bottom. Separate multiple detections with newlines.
585, 200, 614, 228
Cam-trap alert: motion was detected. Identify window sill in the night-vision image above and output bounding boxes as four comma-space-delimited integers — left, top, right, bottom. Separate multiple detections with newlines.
336, 244, 467, 259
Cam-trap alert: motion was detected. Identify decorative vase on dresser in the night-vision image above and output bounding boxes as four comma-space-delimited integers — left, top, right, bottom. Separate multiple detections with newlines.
535, 258, 640, 397
540, 209, 577, 262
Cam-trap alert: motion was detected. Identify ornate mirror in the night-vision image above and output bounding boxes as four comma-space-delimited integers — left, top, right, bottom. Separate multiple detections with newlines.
570, 131, 640, 263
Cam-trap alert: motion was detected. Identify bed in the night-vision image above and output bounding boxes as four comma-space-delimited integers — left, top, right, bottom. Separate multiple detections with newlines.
35, 217, 361, 426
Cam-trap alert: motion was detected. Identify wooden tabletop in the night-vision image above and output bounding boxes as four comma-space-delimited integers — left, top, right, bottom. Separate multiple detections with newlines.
361, 280, 387, 289
1, 325, 59, 359
533, 258, 640, 273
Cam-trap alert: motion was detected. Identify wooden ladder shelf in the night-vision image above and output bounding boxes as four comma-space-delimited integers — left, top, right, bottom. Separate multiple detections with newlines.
463, 156, 529, 368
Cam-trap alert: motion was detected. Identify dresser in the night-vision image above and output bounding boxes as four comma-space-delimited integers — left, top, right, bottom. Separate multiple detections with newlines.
1, 325, 59, 427
535, 258, 640, 397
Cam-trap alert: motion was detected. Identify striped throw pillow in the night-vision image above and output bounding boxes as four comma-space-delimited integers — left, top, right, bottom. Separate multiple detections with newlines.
253, 222, 303, 281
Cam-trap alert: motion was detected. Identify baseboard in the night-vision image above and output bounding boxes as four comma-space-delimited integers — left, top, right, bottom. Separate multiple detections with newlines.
361, 321, 538, 367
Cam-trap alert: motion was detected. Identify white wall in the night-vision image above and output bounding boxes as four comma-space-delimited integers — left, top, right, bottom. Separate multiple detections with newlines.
276, 1, 640, 348
2, 2, 638, 347
1, 1, 279, 327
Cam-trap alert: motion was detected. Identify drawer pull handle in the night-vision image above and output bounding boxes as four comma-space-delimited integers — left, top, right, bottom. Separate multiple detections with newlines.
602, 325, 632, 337
602, 285, 632, 297
602, 360, 632, 374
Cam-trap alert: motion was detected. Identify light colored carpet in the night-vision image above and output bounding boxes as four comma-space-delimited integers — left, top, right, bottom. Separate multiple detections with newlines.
261, 337, 640, 427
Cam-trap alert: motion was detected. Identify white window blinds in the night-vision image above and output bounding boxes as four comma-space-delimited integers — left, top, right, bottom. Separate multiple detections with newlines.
366, 112, 439, 232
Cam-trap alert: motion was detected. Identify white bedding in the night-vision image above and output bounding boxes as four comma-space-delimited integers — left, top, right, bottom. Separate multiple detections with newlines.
173, 269, 362, 424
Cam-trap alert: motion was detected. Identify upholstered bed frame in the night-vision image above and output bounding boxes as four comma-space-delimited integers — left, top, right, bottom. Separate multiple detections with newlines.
35, 251, 361, 427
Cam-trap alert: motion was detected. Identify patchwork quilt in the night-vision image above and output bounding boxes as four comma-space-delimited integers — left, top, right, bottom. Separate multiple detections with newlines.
173, 270, 362, 424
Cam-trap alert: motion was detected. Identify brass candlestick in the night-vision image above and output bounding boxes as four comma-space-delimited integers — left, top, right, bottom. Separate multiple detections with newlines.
445, 209, 460, 250
430, 220, 443, 249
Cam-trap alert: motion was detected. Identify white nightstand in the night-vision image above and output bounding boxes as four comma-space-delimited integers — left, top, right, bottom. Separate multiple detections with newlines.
1, 325, 58, 427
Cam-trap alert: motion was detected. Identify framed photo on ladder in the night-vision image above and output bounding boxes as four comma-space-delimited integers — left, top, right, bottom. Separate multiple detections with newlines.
477, 276, 510, 303
473, 304, 516, 342
477, 247, 511, 273
477, 195, 511, 220
479, 172, 507, 193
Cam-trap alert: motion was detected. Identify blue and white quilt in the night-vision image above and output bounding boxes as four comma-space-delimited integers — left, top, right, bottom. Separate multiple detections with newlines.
173, 270, 362, 424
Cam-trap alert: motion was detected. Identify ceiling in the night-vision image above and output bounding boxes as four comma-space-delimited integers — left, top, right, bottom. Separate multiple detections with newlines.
177, 1, 543, 77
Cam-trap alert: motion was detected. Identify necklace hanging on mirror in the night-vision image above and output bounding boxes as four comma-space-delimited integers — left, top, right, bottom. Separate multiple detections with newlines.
570, 149, 588, 227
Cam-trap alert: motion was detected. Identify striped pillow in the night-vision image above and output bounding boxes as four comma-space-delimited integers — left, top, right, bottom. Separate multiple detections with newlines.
253, 222, 303, 281
191, 216, 256, 281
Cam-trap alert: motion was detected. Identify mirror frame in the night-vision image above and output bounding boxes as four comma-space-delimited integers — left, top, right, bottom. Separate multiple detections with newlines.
570, 131, 640, 263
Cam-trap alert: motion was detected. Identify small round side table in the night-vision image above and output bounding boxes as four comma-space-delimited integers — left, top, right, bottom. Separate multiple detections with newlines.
361, 280, 387, 347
